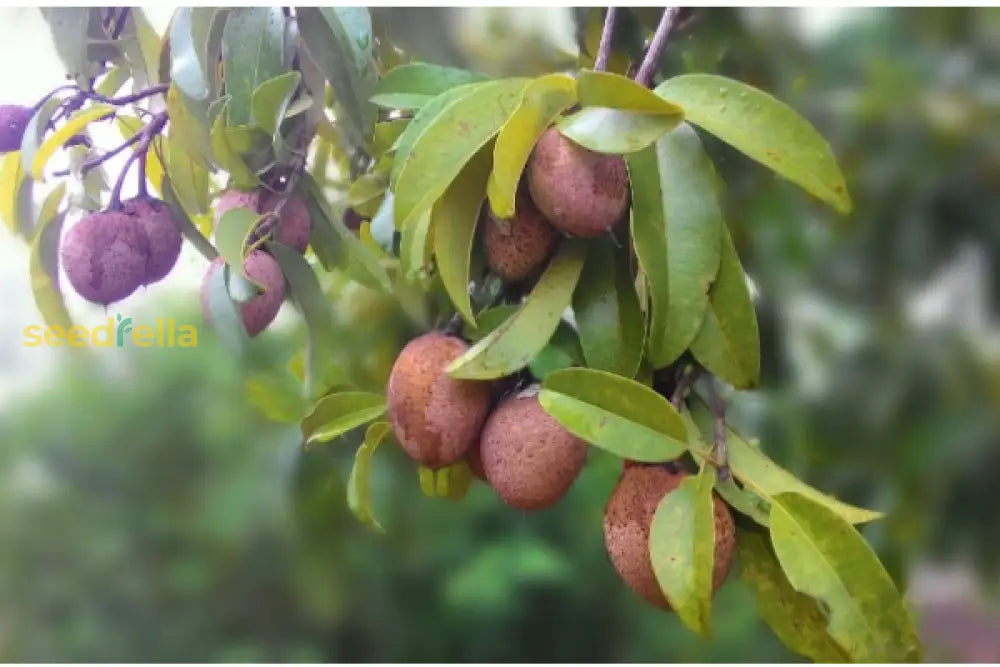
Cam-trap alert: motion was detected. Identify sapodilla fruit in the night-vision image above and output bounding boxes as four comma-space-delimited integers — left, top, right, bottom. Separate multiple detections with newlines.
61, 211, 150, 305
480, 392, 588, 510
483, 193, 559, 283
0, 104, 32, 153
200, 250, 286, 337
215, 188, 311, 253
386, 332, 492, 469
120, 197, 182, 284
527, 127, 628, 238
603, 465, 735, 610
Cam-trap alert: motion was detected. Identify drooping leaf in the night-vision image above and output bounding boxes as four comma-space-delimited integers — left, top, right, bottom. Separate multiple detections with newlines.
627, 124, 724, 367
40, 8, 92, 85
686, 403, 883, 525
170, 8, 229, 101
347, 421, 393, 532
769, 493, 922, 662
215, 207, 264, 284
388, 81, 490, 186
31, 104, 114, 180
161, 173, 218, 262
487, 72, 577, 219
538, 367, 688, 462
210, 100, 259, 188
573, 237, 644, 378
461, 304, 520, 342
28, 187, 71, 329
577, 70, 684, 115
447, 239, 585, 379
371, 62, 489, 110
650, 466, 716, 638
296, 7, 377, 147
688, 224, 760, 389
300, 391, 387, 446
222, 8, 286, 125
268, 242, 339, 397
0, 152, 32, 239
738, 530, 850, 662
19, 97, 63, 178
252, 71, 302, 136
245, 372, 308, 424
373, 119, 410, 156
345, 171, 387, 218
120, 8, 163, 90
399, 209, 433, 285
557, 106, 681, 155
164, 135, 210, 216
201, 260, 251, 352
433, 146, 492, 325
393, 77, 529, 228
166, 85, 214, 168
656, 74, 852, 214
94, 65, 129, 98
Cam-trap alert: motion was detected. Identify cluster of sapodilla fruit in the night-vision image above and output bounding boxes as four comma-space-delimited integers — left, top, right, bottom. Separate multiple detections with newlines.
388, 127, 736, 610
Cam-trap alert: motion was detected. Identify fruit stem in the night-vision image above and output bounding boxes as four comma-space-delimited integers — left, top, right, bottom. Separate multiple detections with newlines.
137, 151, 148, 197
634, 7, 683, 88
31, 85, 76, 113
594, 7, 618, 73
670, 363, 702, 409
707, 379, 731, 481
52, 130, 144, 177
108, 111, 167, 209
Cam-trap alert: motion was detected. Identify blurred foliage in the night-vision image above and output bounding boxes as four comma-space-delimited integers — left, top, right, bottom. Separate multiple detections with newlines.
1, 6, 999, 661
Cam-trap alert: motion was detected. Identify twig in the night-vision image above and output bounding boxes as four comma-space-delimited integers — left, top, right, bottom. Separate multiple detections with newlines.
31, 85, 75, 113
707, 379, 730, 481
108, 112, 167, 209
634, 7, 682, 88
111, 8, 131, 40
52, 130, 143, 177
83, 83, 169, 107
593, 7, 618, 73
671, 363, 702, 409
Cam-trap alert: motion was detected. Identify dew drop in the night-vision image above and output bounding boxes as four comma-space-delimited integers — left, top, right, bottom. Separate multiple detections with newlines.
718, 87, 728, 97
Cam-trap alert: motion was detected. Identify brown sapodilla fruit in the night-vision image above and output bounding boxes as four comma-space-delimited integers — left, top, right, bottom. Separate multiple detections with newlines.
215, 188, 311, 253
483, 193, 559, 283
61, 211, 150, 305
120, 197, 182, 284
480, 392, 588, 510
603, 465, 735, 610
0, 104, 32, 153
200, 250, 286, 337
527, 127, 629, 238
386, 332, 492, 469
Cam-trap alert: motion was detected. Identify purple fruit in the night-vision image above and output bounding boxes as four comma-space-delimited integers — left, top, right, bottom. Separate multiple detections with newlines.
0, 105, 32, 153
200, 250, 286, 337
215, 188, 311, 253
121, 197, 183, 284
61, 211, 150, 305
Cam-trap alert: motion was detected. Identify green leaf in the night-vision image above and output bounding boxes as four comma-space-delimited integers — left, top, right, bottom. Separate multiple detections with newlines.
418, 462, 475, 501
120, 8, 163, 89
399, 209, 433, 285
688, 224, 760, 389
167, 85, 214, 168
345, 171, 387, 219
447, 239, 584, 379
769, 493, 921, 662
433, 146, 492, 325
461, 304, 520, 341
201, 260, 251, 352
373, 119, 410, 156
0, 152, 32, 240
538, 367, 688, 462
656, 74, 852, 215
529, 320, 584, 381
29, 187, 72, 329
161, 173, 218, 262
738, 530, 850, 662
348, 421, 393, 531
577, 70, 684, 115
222, 8, 286, 125
487, 72, 577, 219
557, 106, 681, 155
245, 372, 308, 424
31, 104, 114, 180
297, 7, 377, 147
170, 8, 229, 101
252, 71, 302, 136
301, 391, 387, 446
687, 403, 883, 525
268, 242, 338, 398
215, 207, 265, 284
40, 8, 92, 84
650, 466, 716, 638
94, 65, 129, 98
573, 237, 644, 378
165, 135, 210, 216
394, 77, 529, 228
626, 124, 724, 368
19, 97, 63, 179
371, 62, 489, 110
210, 100, 259, 189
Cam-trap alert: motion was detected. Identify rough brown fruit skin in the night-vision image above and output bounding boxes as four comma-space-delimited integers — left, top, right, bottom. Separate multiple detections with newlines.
527, 127, 628, 239
386, 332, 492, 469
0, 105, 32, 153
61, 211, 149, 305
215, 188, 311, 253
121, 197, 182, 284
603, 465, 736, 610
200, 250, 286, 337
483, 194, 559, 283
480, 393, 588, 510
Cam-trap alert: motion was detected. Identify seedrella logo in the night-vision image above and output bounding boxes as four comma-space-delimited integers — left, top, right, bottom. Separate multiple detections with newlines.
24, 314, 198, 348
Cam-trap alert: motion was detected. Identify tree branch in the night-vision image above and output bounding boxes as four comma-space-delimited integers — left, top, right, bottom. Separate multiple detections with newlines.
52, 130, 143, 177
634, 7, 683, 88
594, 7, 618, 73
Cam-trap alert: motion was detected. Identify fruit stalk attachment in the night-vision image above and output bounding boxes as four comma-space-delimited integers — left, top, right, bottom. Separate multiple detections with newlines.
593, 7, 618, 73
634, 6, 684, 87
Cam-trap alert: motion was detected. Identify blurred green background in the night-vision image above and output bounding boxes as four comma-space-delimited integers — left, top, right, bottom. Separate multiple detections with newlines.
1, 6, 1000, 662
